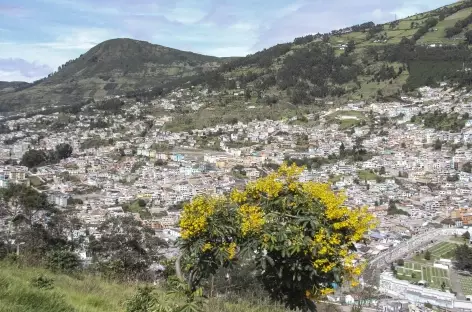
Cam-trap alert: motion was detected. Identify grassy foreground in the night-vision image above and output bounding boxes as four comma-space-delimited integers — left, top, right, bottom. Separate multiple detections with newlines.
0, 261, 135, 312
0, 261, 289, 312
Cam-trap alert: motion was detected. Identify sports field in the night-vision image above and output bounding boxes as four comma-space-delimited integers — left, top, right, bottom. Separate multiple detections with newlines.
396, 261, 451, 290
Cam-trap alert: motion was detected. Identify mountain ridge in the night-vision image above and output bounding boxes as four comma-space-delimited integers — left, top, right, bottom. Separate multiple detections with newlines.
0, 38, 228, 112
3, 1, 472, 113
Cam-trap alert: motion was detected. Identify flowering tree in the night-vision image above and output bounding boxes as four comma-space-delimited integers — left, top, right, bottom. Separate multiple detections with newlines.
179, 164, 376, 311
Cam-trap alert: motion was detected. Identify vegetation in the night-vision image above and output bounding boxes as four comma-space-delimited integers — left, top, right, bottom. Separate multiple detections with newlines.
178, 163, 376, 311
456, 244, 472, 272
20, 143, 73, 168
387, 200, 410, 216
411, 111, 467, 132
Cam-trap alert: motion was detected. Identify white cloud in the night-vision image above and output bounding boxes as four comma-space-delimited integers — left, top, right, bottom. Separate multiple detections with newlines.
166, 7, 207, 24
203, 46, 252, 57
0, 70, 45, 83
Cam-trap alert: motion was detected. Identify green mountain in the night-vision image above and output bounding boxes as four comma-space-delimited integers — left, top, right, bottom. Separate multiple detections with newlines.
3, 1, 472, 113
0, 39, 225, 112
181, 0, 472, 107
0, 81, 30, 94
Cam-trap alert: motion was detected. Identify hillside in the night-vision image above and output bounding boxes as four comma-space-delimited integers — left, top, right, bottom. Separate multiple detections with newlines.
0, 39, 225, 112
3, 2, 472, 113
0, 81, 30, 94
0, 261, 291, 312
171, 0, 472, 110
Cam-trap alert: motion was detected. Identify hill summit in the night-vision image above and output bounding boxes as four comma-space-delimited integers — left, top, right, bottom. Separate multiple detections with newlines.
0, 39, 224, 111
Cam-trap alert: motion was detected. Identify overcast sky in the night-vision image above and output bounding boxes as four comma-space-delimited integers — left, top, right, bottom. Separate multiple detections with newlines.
0, 0, 453, 82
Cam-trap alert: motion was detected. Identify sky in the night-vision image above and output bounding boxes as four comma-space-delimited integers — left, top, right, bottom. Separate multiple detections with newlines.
0, 0, 454, 82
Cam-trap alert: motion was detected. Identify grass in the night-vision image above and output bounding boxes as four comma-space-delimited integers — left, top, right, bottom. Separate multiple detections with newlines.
357, 170, 378, 181
0, 261, 292, 312
0, 261, 135, 312
460, 275, 472, 295
28, 176, 43, 187
428, 241, 459, 260
396, 261, 450, 290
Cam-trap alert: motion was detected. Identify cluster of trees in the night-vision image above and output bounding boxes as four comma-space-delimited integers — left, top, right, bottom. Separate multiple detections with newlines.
95, 98, 125, 112
366, 24, 385, 40
0, 183, 168, 283
220, 43, 292, 71
455, 244, 472, 272
411, 111, 467, 132
434, 0, 472, 21
20, 143, 73, 168
277, 43, 359, 103
387, 200, 410, 216
445, 13, 472, 38
284, 156, 332, 170
411, 17, 438, 43
372, 64, 399, 82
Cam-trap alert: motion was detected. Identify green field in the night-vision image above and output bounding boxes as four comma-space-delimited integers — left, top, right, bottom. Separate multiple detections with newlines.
357, 170, 378, 181
460, 275, 472, 295
396, 261, 450, 290
428, 241, 458, 260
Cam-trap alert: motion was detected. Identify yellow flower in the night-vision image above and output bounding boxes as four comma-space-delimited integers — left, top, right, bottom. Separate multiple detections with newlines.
179, 195, 222, 239
239, 204, 265, 236
230, 189, 247, 204
227, 242, 237, 260
305, 290, 312, 298
278, 162, 305, 180
351, 280, 360, 287
320, 287, 334, 296
202, 242, 212, 252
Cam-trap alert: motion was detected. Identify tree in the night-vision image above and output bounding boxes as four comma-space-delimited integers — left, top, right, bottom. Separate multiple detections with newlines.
178, 164, 376, 312
397, 259, 404, 266
411, 272, 416, 279
441, 281, 446, 292
345, 40, 356, 54
379, 166, 386, 175
424, 250, 431, 261
434, 139, 442, 150
88, 216, 168, 281
20, 149, 47, 168
463, 231, 471, 241
455, 244, 472, 272
46, 249, 80, 273
339, 143, 346, 157
0, 184, 70, 262
466, 30, 472, 44
138, 199, 147, 208
400, 142, 406, 148
125, 286, 158, 312
463, 162, 472, 173
55, 143, 73, 160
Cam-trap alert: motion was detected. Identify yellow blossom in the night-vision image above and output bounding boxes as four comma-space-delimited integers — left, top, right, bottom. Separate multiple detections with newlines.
227, 242, 237, 260
239, 204, 265, 236
179, 195, 222, 239
202, 242, 212, 252
320, 287, 334, 296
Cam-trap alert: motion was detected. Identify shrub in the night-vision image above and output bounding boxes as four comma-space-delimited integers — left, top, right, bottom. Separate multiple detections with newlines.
179, 163, 376, 311
30, 275, 54, 290
46, 250, 81, 273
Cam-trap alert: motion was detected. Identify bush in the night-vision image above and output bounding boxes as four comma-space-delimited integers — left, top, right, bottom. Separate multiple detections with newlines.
179, 163, 376, 311
30, 275, 54, 290
46, 250, 80, 273
125, 286, 157, 312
